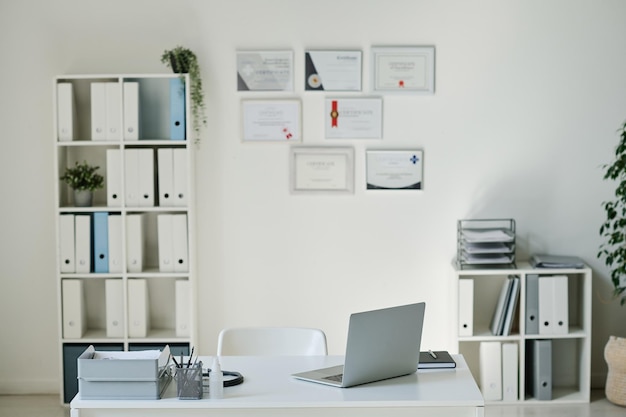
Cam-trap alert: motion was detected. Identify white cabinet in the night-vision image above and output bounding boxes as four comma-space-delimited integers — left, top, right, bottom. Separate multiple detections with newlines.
452, 262, 591, 404
53, 74, 196, 403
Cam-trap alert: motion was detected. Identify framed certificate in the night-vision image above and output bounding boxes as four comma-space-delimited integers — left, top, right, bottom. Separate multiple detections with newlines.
242, 99, 301, 142
371, 46, 435, 94
290, 147, 354, 194
237, 50, 294, 91
325, 98, 382, 139
305, 50, 362, 91
366, 150, 423, 190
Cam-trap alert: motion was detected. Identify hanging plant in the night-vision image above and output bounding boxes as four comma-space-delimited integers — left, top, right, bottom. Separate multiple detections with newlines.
161, 46, 207, 144
598, 120, 626, 305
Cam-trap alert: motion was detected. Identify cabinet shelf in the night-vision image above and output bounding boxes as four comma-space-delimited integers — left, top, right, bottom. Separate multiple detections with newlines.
453, 262, 591, 404
55, 73, 196, 403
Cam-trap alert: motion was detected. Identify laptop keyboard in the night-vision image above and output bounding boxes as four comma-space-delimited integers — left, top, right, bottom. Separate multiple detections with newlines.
323, 373, 343, 382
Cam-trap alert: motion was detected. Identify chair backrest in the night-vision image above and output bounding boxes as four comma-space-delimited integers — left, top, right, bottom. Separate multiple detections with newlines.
217, 327, 328, 356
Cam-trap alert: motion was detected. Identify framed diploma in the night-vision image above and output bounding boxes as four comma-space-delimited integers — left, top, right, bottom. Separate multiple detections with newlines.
305, 50, 362, 91
366, 150, 423, 190
242, 99, 301, 142
325, 97, 382, 139
290, 147, 354, 194
371, 46, 435, 94
237, 50, 294, 91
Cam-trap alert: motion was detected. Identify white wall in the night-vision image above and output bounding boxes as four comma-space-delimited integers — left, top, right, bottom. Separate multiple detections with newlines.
1, 0, 625, 394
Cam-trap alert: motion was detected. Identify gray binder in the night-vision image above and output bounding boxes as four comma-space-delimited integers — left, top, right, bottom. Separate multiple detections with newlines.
528, 339, 552, 400
525, 274, 539, 335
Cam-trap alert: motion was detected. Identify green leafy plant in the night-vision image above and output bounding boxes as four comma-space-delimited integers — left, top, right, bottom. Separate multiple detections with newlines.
598, 120, 626, 305
60, 161, 104, 191
161, 46, 207, 144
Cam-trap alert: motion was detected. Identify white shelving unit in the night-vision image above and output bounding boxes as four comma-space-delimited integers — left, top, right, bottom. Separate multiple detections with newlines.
53, 74, 196, 403
452, 261, 592, 405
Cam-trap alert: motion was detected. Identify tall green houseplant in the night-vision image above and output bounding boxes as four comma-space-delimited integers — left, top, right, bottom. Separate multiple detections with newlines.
161, 46, 207, 144
599, 120, 626, 305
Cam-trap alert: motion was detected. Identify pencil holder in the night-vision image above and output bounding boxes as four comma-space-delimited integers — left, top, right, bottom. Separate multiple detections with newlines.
175, 361, 203, 400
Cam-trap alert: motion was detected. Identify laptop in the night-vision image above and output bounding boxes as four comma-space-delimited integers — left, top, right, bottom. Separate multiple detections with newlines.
292, 302, 426, 388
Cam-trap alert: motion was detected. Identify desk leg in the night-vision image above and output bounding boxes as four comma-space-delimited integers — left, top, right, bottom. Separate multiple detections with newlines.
474, 406, 485, 417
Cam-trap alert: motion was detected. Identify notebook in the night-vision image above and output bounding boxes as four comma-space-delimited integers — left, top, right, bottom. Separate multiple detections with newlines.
292, 302, 426, 388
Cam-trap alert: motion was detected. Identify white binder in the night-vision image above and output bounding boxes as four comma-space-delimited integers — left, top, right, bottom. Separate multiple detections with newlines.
106, 149, 122, 207
128, 279, 150, 338
90, 82, 106, 140
157, 148, 174, 207
173, 214, 189, 272
62, 279, 86, 339
107, 214, 123, 273
539, 275, 569, 335
126, 214, 145, 273
501, 342, 518, 401
57, 83, 74, 141
74, 214, 91, 273
59, 214, 75, 273
157, 214, 174, 272
173, 148, 188, 207
123, 82, 139, 140
138, 149, 154, 207
458, 279, 473, 336
175, 280, 191, 337
124, 149, 140, 206
105, 279, 124, 338
105, 82, 121, 141
479, 341, 502, 401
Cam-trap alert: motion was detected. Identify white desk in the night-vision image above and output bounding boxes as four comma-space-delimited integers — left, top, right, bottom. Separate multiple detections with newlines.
70, 354, 484, 417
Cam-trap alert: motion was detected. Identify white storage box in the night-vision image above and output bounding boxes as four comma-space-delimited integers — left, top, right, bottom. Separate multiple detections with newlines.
77, 345, 171, 400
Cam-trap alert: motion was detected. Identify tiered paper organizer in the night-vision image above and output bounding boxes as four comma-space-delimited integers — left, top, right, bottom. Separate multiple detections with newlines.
457, 219, 516, 269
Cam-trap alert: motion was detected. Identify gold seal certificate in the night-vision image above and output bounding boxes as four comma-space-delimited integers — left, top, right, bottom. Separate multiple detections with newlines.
242, 100, 301, 142
237, 50, 294, 91
371, 46, 435, 94
325, 98, 382, 139
366, 150, 423, 190
304, 50, 362, 91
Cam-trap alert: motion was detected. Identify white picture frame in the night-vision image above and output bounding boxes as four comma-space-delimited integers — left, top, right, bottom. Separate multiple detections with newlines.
290, 147, 354, 194
242, 99, 301, 142
371, 46, 435, 94
366, 150, 423, 190
237, 50, 294, 91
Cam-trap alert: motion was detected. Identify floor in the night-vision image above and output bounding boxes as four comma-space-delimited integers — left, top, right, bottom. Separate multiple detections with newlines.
0, 390, 623, 417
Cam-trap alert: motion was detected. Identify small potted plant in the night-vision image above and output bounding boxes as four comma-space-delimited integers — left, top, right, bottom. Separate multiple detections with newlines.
161, 46, 207, 144
60, 161, 104, 207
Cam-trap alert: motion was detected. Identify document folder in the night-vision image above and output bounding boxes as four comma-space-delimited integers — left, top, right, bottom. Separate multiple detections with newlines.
479, 341, 502, 401
502, 343, 518, 401
105, 279, 124, 338
75, 214, 92, 273
528, 339, 552, 400
458, 279, 474, 336
170, 78, 186, 140
525, 274, 539, 334
126, 214, 145, 273
173, 149, 188, 206
175, 280, 191, 337
57, 83, 75, 141
59, 214, 75, 273
91, 82, 106, 141
106, 149, 122, 207
157, 148, 174, 206
123, 82, 139, 140
107, 214, 123, 273
128, 279, 149, 338
105, 82, 121, 141
62, 279, 86, 339
539, 275, 568, 335
93, 212, 109, 273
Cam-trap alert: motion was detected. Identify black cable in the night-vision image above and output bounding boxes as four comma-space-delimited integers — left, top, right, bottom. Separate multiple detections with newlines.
202, 369, 244, 387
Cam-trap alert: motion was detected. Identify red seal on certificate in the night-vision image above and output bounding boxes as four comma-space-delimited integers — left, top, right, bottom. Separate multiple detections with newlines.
282, 127, 293, 140
399, 80, 405, 88
330, 100, 339, 127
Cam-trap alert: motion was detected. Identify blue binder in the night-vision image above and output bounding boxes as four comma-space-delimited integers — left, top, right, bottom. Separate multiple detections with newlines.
93, 212, 109, 273
170, 78, 186, 141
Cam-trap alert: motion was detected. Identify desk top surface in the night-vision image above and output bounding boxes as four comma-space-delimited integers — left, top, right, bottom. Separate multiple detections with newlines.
71, 354, 484, 410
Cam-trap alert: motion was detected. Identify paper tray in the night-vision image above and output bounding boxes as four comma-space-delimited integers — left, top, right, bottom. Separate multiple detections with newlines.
77, 345, 172, 400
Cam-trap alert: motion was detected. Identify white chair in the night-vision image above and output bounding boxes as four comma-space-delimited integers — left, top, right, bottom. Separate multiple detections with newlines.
217, 327, 328, 356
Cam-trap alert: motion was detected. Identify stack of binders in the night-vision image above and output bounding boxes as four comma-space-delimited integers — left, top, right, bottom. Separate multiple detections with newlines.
525, 275, 569, 336
490, 275, 520, 336
479, 341, 519, 401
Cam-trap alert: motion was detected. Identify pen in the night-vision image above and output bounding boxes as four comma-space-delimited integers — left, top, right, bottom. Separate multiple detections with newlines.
187, 347, 195, 368
428, 350, 438, 359
171, 354, 181, 368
